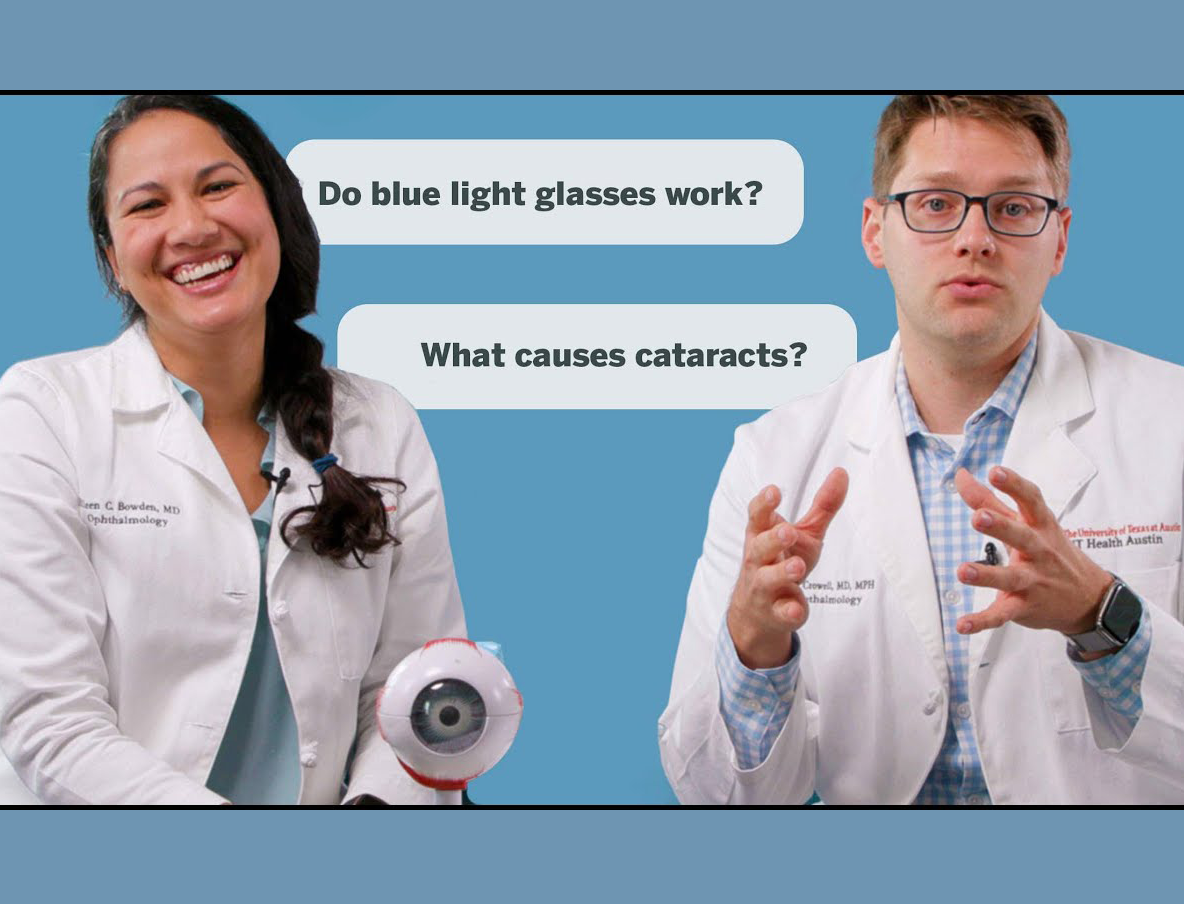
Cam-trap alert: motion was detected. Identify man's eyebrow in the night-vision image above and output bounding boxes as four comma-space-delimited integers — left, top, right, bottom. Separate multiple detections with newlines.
905, 172, 1046, 191
115, 161, 245, 205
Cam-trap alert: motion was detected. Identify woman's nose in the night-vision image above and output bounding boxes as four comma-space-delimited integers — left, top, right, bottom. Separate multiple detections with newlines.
165, 197, 219, 246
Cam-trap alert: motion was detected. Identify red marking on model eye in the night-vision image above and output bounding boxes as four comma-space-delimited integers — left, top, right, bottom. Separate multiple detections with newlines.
397, 759, 475, 791
423, 637, 477, 650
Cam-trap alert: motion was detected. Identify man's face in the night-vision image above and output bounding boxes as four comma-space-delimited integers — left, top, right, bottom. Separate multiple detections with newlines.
862, 116, 1070, 360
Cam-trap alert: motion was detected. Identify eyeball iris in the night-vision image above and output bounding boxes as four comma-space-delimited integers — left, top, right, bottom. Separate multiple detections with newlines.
410, 679, 487, 753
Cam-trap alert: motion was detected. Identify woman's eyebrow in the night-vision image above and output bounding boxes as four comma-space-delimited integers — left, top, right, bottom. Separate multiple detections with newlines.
116, 161, 246, 204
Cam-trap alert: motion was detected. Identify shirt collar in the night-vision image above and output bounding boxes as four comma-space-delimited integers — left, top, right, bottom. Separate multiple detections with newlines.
896, 331, 1038, 439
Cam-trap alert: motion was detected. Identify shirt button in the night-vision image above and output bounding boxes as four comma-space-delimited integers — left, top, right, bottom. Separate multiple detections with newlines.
300, 742, 318, 768
944, 589, 959, 604
745, 699, 762, 712
271, 599, 289, 622
1099, 686, 1116, 699
943, 480, 957, 494
1132, 681, 1142, 695
967, 794, 985, 806
956, 702, 972, 720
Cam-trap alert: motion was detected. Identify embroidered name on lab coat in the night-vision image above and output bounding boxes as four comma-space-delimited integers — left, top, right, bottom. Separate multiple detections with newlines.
802, 577, 876, 607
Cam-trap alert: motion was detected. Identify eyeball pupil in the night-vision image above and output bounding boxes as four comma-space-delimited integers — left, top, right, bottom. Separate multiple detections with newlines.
410, 678, 487, 754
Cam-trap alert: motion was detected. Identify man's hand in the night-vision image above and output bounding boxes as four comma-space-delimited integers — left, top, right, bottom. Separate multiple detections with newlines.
726, 468, 849, 670
954, 466, 1113, 638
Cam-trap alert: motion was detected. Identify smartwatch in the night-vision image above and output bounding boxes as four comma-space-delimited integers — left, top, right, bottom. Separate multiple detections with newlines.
1066, 577, 1143, 654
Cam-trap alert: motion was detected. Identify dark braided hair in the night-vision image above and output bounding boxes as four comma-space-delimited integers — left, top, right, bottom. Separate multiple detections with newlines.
88, 94, 400, 565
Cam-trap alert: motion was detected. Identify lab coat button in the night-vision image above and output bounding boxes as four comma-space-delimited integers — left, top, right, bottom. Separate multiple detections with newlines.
300, 741, 318, 767
923, 698, 939, 716
272, 599, 289, 622
956, 702, 972, 720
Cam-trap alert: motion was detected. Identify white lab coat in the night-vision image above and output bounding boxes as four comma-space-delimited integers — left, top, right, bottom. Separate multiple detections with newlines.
0, 323, 465, 805
660, 311, 1184, 804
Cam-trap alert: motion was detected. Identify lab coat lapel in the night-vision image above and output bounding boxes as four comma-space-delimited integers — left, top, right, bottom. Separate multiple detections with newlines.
846, 340, 949, 686
267, 422, 319, 583
155, 400, 246, 507
110, 325, 245, 510
971, 311, 1098, 670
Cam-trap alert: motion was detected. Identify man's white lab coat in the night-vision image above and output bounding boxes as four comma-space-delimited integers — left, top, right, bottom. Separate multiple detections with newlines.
660, 312, 1184, 804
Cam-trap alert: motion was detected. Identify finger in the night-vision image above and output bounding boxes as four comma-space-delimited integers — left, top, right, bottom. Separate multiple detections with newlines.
746, 485, 783, 539
751, 556, 807, 606
988, 466, 1051, 527
956, 595, 1026, 635
770, 594, 809, 629
954, 468, 1018, 520
746, 521, 797, 567
956, 561, 1036, 594
969, 508, 1042, 556
795, 468, 849, 539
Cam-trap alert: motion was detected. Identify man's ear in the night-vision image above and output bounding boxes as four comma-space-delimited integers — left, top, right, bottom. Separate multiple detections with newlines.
862, 197, 886, 269
1050, 205, 1071, 277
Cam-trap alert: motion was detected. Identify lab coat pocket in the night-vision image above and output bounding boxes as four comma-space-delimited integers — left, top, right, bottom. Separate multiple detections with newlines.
1040, 565, 1174, 733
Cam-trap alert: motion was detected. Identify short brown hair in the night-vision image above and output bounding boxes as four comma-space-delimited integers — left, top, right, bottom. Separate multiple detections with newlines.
872, 95, 1071, 202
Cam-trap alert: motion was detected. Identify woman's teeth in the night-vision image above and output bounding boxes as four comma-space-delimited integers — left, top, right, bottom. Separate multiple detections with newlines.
172, 254, 235, 285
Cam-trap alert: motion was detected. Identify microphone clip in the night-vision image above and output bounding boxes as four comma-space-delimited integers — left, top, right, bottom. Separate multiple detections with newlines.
261, 466, 291, 493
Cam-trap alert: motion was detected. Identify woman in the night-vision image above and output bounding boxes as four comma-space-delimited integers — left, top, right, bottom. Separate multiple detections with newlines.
0, 95, 465, 804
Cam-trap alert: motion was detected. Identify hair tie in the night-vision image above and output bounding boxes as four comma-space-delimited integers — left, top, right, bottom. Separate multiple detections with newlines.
312, 453, 339, 475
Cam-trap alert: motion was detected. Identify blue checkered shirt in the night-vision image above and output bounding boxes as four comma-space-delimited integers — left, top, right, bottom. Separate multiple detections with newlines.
716, 334, 1151, 803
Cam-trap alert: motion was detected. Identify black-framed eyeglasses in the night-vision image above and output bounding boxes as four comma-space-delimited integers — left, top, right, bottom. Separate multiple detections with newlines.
881, 189, 1061, 237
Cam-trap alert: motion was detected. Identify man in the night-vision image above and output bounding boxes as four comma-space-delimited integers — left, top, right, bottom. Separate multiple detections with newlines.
659, 95, 1184, 804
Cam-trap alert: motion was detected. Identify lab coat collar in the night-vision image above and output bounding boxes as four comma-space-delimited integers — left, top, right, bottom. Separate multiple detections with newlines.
842, 309, 1092, 451
839, 308, 1098, 684
109, 322, 177, 414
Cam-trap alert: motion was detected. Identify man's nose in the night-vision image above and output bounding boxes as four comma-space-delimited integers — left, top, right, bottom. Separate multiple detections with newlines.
166, 197, 219, 246
953, 201, 996, 257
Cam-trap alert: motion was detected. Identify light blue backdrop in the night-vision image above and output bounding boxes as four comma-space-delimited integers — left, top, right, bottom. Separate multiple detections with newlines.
0, 93, 1180, 896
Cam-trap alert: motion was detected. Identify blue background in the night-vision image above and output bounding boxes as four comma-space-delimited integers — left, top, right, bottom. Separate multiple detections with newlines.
0, 92, 1181, 896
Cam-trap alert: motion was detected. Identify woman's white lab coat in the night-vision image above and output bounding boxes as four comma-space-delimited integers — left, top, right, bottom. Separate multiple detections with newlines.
0, 323, 465, 804
660, 311, 1184, 804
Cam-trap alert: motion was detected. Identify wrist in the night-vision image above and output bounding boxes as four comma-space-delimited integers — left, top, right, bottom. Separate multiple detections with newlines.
726, 608, 794, 670
1064, 565, 1116, 635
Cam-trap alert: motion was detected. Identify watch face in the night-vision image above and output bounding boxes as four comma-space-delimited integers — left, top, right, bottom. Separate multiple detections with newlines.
1102, 584, 1142, 644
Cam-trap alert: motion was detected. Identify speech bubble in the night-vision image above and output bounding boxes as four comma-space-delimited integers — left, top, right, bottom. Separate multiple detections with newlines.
337, 304, 855, 410
286, 140, 803, 245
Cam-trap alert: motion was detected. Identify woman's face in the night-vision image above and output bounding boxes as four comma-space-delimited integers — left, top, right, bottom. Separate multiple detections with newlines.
103, 110, 281, 345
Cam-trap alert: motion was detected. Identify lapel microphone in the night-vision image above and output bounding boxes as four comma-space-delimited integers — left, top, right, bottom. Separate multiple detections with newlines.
261, 466, 291, 493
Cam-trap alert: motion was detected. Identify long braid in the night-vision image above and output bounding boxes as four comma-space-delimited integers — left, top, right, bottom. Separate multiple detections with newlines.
268, 319, 402, 564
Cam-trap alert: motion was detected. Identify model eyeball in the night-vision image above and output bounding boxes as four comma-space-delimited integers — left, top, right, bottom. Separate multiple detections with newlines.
410, 679, 487, 753
377, 639, 523, 790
